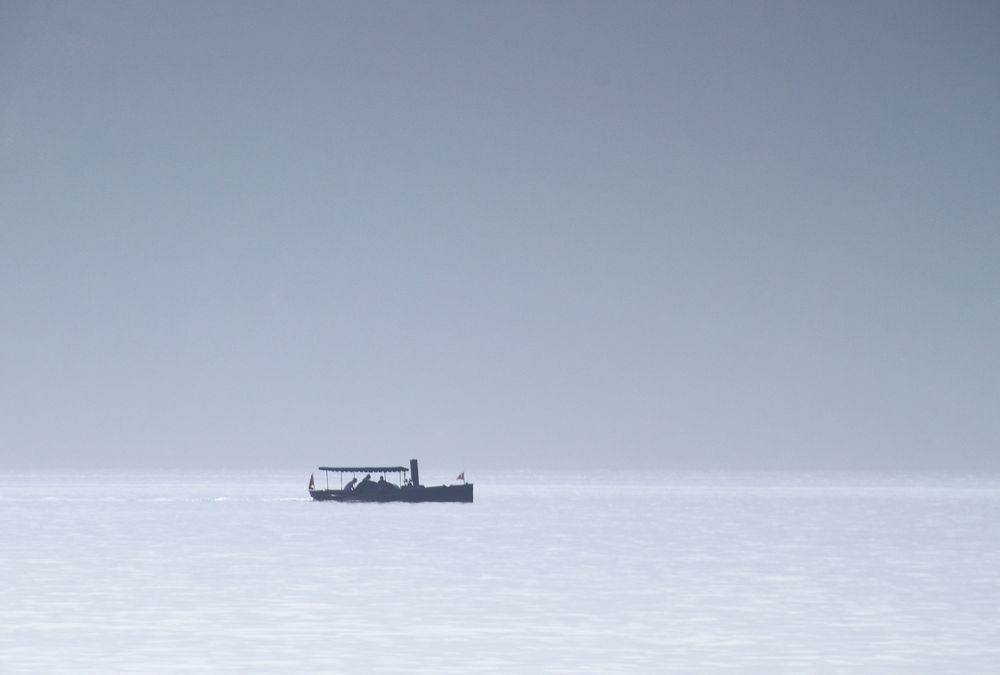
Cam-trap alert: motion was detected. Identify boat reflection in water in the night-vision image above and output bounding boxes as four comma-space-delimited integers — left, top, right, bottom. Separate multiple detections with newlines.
308, 459, 473, 503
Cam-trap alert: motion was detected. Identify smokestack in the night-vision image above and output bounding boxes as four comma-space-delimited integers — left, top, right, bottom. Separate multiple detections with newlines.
409, 459, 420, 487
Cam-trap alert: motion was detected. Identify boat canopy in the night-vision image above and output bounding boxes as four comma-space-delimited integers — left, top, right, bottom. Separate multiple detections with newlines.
318, 466, 409, 473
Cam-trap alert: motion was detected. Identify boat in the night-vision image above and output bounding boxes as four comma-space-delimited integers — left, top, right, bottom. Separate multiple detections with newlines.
308, 459, 473, 503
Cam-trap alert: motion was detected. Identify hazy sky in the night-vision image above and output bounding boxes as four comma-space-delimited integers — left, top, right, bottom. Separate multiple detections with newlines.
2, 1, 998, 470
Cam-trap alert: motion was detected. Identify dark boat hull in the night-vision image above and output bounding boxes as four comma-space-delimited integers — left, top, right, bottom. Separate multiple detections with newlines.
310, 483, 473, 503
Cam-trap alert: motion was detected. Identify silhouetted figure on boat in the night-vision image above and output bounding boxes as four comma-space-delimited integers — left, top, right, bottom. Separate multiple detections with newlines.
344, 477, 358, 491
353, 473, 377, 497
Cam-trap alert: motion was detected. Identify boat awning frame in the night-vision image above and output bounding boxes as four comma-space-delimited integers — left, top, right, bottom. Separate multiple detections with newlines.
318, 466, 409, 473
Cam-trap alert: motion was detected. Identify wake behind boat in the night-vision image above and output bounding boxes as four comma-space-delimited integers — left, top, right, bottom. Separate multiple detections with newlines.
308, 459, 473, 503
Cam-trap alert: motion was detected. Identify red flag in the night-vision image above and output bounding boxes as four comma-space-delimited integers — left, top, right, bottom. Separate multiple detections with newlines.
308, 473, 315, 490
457, 472, 465, 482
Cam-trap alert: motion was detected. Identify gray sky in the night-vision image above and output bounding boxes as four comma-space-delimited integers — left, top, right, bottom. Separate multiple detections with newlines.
2, 1, 998, 470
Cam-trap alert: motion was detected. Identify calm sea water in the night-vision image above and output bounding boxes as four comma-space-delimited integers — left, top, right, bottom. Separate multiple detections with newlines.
2, 470, 999, 673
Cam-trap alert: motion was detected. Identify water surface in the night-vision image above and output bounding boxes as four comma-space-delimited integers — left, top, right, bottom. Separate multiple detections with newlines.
2, 470, 999, 673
